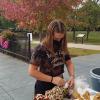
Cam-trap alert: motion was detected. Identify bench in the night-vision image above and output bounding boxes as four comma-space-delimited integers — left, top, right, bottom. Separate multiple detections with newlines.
75, 33, 85, 44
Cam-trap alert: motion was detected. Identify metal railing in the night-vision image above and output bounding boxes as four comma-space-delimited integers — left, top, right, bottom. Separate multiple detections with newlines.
0, 34, 31, 62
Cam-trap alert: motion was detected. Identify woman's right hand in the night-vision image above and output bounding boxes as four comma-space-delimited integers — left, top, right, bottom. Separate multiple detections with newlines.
52, 77, 65, 86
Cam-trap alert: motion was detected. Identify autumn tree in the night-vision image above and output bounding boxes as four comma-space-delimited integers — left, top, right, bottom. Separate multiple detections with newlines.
0, 0, 83, 31
78, 0, 100, 39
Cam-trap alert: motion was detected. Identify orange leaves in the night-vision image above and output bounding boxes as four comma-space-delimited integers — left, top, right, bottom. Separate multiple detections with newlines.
0, 0, 82, 30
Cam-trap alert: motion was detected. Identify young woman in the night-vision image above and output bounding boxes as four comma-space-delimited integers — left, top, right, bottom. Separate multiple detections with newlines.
28, 19, 75, 95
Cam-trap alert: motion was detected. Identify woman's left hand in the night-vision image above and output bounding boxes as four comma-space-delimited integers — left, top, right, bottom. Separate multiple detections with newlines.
67, 76, 75, 88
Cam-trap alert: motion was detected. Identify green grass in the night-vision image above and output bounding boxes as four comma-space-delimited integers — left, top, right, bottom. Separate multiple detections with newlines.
31, 42, 100, 57
69, 48, 100, 57
67, 31, 100, 45
31, 42, 39, 48
32, 31, 100, 45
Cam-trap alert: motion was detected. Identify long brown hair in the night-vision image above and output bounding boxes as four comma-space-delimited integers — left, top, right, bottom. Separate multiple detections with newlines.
42, 19, 69, 55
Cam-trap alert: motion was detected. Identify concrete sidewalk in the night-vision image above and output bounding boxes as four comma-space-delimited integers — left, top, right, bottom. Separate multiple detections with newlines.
0, 53, 35, 100
68, 43, 100, 50
32, 41, 100, 50
0, 52, 100, 100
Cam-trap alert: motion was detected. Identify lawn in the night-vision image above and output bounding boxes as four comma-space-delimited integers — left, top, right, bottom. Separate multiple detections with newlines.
68, 48, 100, 57
31, 42, 100, 57
67, 31, 100, 45
32, 31, 100, 57
32, 31, 100, 45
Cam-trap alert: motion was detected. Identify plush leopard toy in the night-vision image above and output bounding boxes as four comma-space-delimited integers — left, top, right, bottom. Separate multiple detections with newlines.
34, 83, 73, 100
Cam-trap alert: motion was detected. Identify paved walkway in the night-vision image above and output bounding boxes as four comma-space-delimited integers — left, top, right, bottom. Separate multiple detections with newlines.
33, 41, 100, 50
0, 52, 100, 100
0, 53, 35, 100
68, 43, 100, 50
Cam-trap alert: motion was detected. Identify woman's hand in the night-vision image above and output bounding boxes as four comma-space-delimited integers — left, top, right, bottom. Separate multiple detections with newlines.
52, 77, 65, 86
67, 76, 75, 88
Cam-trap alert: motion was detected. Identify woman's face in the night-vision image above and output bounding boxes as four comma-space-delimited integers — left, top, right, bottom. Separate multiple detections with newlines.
53, 32, 64, 41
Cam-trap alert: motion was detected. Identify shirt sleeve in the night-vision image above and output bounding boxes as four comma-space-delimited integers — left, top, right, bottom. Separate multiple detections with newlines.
29, 45, 47, 66
64, 54, 71, 61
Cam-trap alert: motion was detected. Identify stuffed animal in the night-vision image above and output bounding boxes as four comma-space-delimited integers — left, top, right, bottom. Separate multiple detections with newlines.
93, 93, 100, 100
34, 94, 49, 100
33, 82, 73, 100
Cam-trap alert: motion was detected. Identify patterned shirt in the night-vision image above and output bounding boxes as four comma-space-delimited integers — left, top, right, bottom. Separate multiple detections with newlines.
30, 40, 71, 76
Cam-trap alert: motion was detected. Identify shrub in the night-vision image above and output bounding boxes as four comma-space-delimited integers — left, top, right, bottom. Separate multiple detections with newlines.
1, 29, 14, 40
